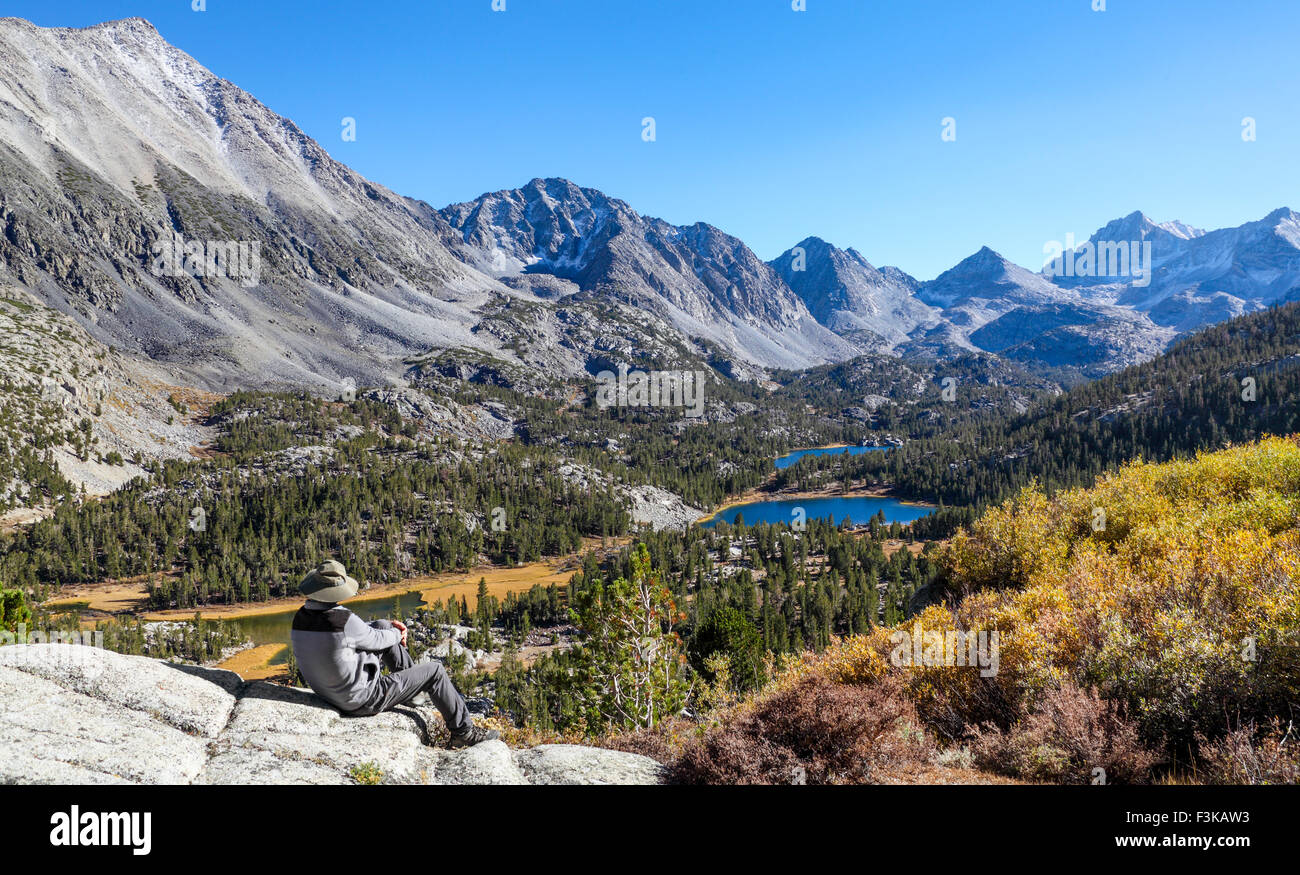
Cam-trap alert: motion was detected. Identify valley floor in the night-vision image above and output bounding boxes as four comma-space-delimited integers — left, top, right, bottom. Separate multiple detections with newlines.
42, 535, 631, 621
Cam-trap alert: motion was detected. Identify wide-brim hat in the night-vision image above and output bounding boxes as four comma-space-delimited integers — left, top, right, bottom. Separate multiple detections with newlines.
299, 559, 361, 603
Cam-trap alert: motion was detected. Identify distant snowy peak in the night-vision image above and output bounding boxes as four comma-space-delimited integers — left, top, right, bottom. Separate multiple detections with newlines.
1079, 208, 1300, 259
1069, 207, 1300, 323
8, 16, 1300, 387
1086, 211, 1205, 247
918, 246, 1066, 309
1259, 207, 1300, 246
770, 236, 936, 350
439, 179, 857, 369
439, 178, 622, 278
878, 265, 921, 292
1158, 219, 1207, 240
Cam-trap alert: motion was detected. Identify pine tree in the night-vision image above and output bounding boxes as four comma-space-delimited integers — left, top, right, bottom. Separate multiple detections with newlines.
566, 545, 692, 732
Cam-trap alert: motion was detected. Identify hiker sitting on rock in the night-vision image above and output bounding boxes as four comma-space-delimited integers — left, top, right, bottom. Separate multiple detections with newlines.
290, 559, 499, 749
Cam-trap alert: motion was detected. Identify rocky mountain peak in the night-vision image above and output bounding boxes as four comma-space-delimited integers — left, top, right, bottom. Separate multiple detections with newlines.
4, 14, 1300, 389
80, 16, 162, 40
770, 236, 937, 351
440, 180, 856, 369
1085, 210, 1203, 247
1264, 206, 1299, 226
916, 245, 1071, 320
943, 246, 1037, 282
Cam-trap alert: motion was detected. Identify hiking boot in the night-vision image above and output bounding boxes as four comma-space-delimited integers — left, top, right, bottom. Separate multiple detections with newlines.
449, 723, 500, 749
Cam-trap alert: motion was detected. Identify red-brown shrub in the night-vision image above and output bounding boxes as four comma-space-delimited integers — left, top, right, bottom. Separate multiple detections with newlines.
1196, 720, 1300, 785
671, 672, 932, 785
968, 681, 1158, 784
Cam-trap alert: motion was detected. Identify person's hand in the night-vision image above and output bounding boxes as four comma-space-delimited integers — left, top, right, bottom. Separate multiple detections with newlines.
391, 619, 408, 647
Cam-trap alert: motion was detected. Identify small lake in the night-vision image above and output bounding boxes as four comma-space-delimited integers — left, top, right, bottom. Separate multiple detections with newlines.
703, 445, 928, 529
774, 445, 892, 470
702, 495, 932, 529
218, 589, 429, 662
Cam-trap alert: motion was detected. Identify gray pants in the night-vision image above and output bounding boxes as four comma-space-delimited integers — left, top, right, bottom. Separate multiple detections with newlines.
350, 622, 471, 734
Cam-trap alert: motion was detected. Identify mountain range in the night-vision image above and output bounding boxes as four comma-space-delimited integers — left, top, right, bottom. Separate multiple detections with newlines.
2, 17, 1299, 392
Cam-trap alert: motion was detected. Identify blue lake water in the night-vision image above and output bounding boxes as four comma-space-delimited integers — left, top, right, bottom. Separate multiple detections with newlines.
774, 445, 892, 470
703, 445, 928, 528
702, 495, 932, 529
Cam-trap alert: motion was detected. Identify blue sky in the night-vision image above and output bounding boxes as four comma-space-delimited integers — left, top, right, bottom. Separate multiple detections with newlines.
12, 0, 1299, 279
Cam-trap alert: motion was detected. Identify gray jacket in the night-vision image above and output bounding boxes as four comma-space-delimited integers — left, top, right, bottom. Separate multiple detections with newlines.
289, 600, 401, 712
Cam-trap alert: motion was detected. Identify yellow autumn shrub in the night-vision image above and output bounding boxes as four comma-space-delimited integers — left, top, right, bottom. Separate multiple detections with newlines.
711, 437, 1300, 776
927, 436, 1300, 748
817, 626, 895, 685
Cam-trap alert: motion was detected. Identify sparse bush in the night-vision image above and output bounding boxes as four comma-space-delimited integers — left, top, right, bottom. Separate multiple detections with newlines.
932, 745, 974, 770
1196, 721, 1300, 785
598, 718, 693, 766
672, 672, 931, 785
968, 681, 1158, 784
348, 762, 384, 785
